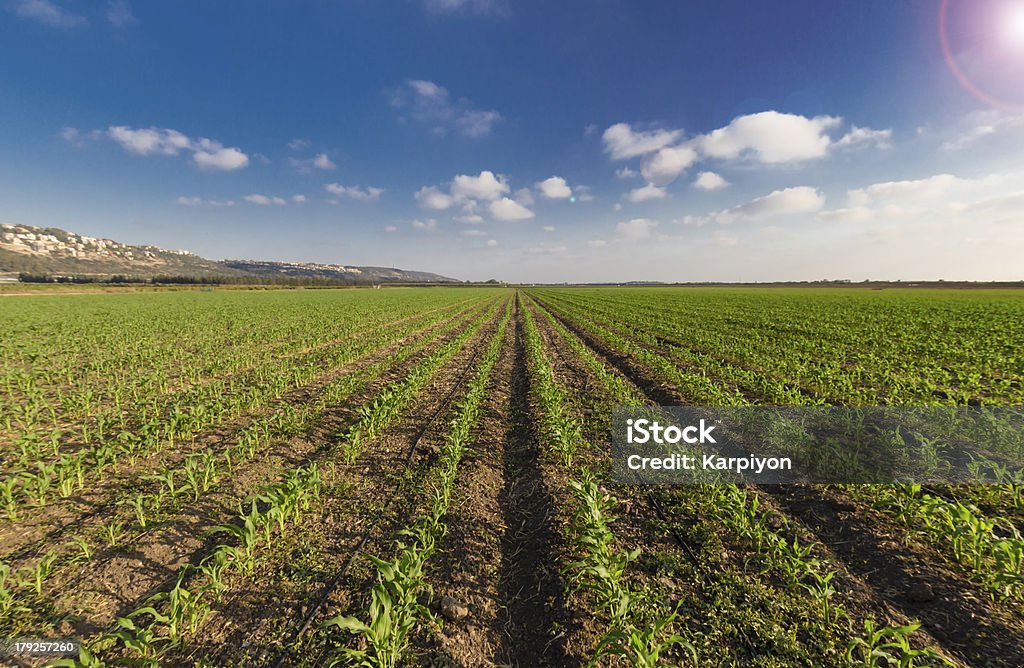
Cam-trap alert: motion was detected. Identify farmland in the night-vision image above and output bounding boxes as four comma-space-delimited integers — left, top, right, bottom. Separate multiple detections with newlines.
1, 286, 1023, 667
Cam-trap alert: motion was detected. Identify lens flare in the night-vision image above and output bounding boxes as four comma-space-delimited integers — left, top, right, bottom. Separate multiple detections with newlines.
940, 0, 1024, 111
1004, 2, 1024, 48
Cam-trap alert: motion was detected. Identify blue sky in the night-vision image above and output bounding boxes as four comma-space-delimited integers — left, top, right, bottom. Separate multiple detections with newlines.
2, 0, 1024, 281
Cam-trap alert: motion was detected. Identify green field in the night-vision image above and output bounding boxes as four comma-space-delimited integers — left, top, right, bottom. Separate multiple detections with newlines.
1, 286, 1022, 667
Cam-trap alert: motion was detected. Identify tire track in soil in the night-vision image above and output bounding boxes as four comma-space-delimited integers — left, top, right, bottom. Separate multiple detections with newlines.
494, 297, 574, 667
531, 294, 1024, 668
422, 308, 517, 666
173, 297, 512, 667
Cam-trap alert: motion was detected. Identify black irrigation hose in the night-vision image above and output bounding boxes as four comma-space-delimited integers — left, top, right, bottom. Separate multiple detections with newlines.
268, 299, 508, 668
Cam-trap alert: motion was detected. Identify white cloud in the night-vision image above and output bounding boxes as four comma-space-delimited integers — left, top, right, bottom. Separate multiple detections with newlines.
514, 187, 535, 206
325, 183, 385, 202
244, 194, 287, 206
641, 145, 698, 185
106, 0, 137, 28
106, 126, 249, 171
175, 196, 202, 206
615, 167, 639, 179
391, 79, 502, 138
175, 196, 237, 207
942, 111, 1024, 150
412, 218, 438, 232
457, 110, 502, 138
313, 153, 336, 170
292, 194, 307, 203
454, 214, 485, 224
528, 244, 568, 255
949, 191, 1024, 224
451, 170, 509, 201
726, 186, 825, 219
288, 138, 311, 151
489, 197, 534, 221
817, 206, 873, 223
625, 183, 668, 203
574, 185, 594, 202
462, 229, 486, 237
536, 176, 573, 199
543, 225, 556, 232
616, 218, 658, 241
693, 171, 729, 191
602, 122, 684, 160
683, 186, 825, 226
713, 233, 738, 247
415, 185, 455, 210
108, 126, 191, 155
836, 126, 892, 149
486, 239, 498, 247
848, 174, 959, 206
587, 239, 608, 248
193, 141, 249, 171
693, 111, 840, 164
423, 0, 505, 15
10, 0, 85, 28
385, 225, 398, 233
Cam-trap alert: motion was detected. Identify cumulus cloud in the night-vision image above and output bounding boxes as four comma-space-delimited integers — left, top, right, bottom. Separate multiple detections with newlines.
836, 126, 892, 149
536, 176, 572, 199
313, 153, 336, 170
528, 244, 568, 255
324, 183, 385, 202
10, 0, 85, 28
462, 229, 486, 237
385, 225, 398, 233
942, 111, 1024, 150
616, 217, 658, 241
543, 225, 556, 232
415, 185, 455, 210
615, 167, 639, 179
423, 0, 506, 15
693, 171, 729, 191
175, 196, 237, 207
451, 170, 509, 200
175, 196, 202, 206
106, 0, 137, 28
243, 194, 287, 206
288, 138, 311, 150
486, 239, 498, 247
625, 183, 668, 203
816, 206, 874, 223
391, 79, 502, 138
682, 186, 825, 226
289, 152, 336, 172
602, 122, 684, 160
418, 170, 533, 220
587, 239, 608, 248
574, 185, 594, 202
292, 194, 307, 203
514, 188, 534, 206
489, 197, 534, 221
693, 111, 840, 164
848, 174, 959, 206
412, 218, 439, 231
106, 126, 249, 171
193, 141, 249, 171
641, 145, 698, 185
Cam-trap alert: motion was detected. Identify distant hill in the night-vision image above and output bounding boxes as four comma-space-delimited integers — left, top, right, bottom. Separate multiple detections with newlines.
0, 224, 457, 284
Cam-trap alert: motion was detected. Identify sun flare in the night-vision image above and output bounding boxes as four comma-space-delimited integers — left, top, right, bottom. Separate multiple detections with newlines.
1003, 2, 1024, 48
